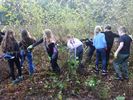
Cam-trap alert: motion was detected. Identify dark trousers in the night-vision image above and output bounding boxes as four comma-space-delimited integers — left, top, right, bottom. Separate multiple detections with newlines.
50, 54, 60, 73
96, 48, 107, 72
88, 46, 95, 61
76, 45, 83, 61
113, 54, 129, 78
106, 46, 112, 68
8, 57, 22, 80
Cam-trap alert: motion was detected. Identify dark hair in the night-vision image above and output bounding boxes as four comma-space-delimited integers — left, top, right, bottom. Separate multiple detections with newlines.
21, 29, 31, 40
105, 25, 111, 30
1, 30, 17, 52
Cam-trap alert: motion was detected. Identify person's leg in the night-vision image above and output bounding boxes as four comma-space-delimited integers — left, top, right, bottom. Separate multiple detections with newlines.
14, 57, 22, 77
50, 54, 60, 73
100, 49, 107, 75
113, 54, 123, 79
76, 45, 83, 62
8, 59, 15, 80
121, 55, 129, 79
106, 46, 111, 68
88, 46, 95, 61
76, 45, 84, 73
20, 50, 25, 68
27, 51, 35, 75
95, 49, 100, 71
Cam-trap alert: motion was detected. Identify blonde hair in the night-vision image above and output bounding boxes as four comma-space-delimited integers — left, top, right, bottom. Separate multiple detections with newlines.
94, 26, 102, 35
67, 34, 74, 39
43, 29, 56, 43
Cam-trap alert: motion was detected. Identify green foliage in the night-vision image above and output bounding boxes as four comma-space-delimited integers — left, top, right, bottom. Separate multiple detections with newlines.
1, 0, 133, 37
84, 76, 100, 89
115, 96, 125, 100
67, 58, 79, 75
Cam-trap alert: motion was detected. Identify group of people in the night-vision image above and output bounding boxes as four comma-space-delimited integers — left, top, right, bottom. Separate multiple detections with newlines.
82, 25, 132, 80
0, 25, 132, 84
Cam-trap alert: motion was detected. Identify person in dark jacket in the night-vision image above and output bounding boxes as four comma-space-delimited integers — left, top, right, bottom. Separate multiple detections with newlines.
103, 25, 119, 69
28, 29, 60, 74
19, 30, 36, 75
113, 26, 132, 80
1, 30, 23, 84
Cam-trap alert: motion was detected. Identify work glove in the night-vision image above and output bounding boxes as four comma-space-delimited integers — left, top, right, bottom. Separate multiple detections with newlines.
48, 56, 51, 61
114, 52, 118, 58
27, 45, 33, 51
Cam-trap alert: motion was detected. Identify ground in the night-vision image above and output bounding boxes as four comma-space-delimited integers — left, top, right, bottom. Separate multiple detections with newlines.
0, 45, 133, 100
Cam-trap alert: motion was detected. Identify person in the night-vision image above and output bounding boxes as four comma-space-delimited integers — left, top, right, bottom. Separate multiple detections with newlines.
80, 32, 95, 63
1, 30, 23, 84
28, 29, 61, 74
0, 29, 5, 44
93, 26, 107, 75
67, 35, 83, 63
67, 35, 84, 74
19, 30, 36, 75
103, 25, 119, 68
113, 26, 132, 80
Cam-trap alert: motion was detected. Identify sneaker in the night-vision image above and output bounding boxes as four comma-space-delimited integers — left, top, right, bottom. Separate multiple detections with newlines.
124, 77, 129, 81
18, 76, 24, 81
12, 79, 20, 84
114, 77, 123, 81
102, 71, 107, 76
93, 67, 99, 75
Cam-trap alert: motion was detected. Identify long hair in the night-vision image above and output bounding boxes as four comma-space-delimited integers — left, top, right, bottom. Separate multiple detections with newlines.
21, 30, 32, 41
43, 29, 56, 43
1, 30, 17, 52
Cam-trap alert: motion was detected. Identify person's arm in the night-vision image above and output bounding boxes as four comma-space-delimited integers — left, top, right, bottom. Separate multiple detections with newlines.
114, 42, 124, 58
103, 34, 107, 48
0, 32, 5, 36
32, 38, 43, 48
113, 32, 119, 38
51, 43, 58, 59
18, 41, 22, 48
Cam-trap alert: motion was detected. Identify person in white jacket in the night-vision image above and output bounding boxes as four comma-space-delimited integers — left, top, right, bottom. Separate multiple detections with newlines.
67, 34, 83, 62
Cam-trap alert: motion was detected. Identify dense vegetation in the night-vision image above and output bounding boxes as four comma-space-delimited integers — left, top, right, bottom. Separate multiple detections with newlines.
0, 0, 133, 99
0, 0, 133, 36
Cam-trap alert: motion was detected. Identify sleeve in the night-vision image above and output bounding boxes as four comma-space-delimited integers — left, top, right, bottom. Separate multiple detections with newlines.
67, 42, 74, 49
51, 43, 58, 59
113, 33, 119, 38
93, 37, 95, 47
32, 38, 43, 48
19, 41, 22, 48
0, 32, 5, 36
119, 36, 124, 43
15, 42, 20, 52
103, 34, 107, 48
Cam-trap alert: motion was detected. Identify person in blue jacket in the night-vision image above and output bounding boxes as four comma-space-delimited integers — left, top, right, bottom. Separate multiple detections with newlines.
93, 26, 107, 75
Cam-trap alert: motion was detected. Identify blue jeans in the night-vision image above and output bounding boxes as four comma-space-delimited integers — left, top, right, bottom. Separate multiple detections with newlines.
20, 50, 35, 75
113, 54, 129, 78
95, 48, 107, 72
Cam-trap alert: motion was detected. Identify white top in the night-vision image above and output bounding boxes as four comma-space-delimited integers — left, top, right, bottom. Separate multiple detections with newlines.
67, 38, 83, 49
